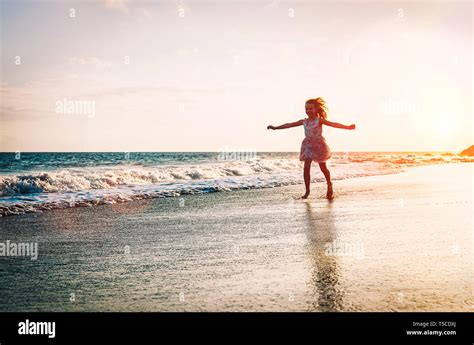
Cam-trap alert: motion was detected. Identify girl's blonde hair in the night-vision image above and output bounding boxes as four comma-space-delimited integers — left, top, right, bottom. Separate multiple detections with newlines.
305, 97, 328, 120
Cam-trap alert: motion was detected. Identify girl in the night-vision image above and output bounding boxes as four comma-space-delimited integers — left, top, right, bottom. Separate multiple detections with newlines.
267, 97, 355, 199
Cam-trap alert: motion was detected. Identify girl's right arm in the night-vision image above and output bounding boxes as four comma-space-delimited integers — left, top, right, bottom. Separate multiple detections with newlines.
267, 119, 304, 130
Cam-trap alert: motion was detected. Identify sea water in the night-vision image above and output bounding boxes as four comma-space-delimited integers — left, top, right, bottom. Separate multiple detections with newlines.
0, 151, 471, 216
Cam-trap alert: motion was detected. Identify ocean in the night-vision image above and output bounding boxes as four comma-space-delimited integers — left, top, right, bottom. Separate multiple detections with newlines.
0, 151, 471, 216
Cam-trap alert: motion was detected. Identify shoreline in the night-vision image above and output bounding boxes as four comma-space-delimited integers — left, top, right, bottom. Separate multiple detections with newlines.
1, 160, 473, 218
0, 162, 472, 312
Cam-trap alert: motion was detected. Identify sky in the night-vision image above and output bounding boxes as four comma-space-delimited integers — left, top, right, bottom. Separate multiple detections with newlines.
0, 0, 472, 152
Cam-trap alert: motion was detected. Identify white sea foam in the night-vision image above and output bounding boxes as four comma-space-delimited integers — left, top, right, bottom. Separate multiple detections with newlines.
0, 153, 472, 216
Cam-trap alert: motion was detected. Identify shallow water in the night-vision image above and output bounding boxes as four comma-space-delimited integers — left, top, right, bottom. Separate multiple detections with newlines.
0, 163, 472, 311
1, 151, 473, 217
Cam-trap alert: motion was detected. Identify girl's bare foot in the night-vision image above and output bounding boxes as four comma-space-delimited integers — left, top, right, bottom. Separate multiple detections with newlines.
301, 191, 310, 199
326, 182, 333, 199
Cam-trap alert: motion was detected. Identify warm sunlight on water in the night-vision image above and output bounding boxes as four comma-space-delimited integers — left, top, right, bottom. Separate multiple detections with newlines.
1, 152, 472, 217
0, 163, 472, 311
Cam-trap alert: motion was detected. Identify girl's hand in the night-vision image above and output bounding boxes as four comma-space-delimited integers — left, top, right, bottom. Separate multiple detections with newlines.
267, 125, 275, 130
349, 124, 356, 130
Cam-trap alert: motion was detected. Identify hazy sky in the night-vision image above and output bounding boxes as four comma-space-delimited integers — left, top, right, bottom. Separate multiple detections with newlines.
0, 0, 472, 152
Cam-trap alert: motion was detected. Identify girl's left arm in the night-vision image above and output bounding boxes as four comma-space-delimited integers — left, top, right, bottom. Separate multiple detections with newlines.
320, 118, 356, 130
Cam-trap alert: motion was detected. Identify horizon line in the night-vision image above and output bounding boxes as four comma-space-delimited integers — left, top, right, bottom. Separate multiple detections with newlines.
0, 150, 470, 154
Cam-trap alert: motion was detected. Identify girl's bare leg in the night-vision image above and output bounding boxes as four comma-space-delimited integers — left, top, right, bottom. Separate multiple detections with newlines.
302, 159, 312, 199
318, 162, 333, 199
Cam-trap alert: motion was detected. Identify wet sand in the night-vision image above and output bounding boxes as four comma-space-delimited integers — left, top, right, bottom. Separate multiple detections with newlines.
0, 163, 472, 311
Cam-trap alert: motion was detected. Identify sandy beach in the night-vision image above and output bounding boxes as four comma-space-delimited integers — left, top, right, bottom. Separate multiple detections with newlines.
0, 162, 472, 312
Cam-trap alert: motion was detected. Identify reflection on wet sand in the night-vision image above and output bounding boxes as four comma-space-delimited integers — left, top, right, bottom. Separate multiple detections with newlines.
1, 163, 471, 311
304, 200, 344, 311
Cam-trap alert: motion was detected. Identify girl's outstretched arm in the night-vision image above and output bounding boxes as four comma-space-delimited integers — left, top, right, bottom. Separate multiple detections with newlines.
320, 118, 356, 130
267, 119, 304, 130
